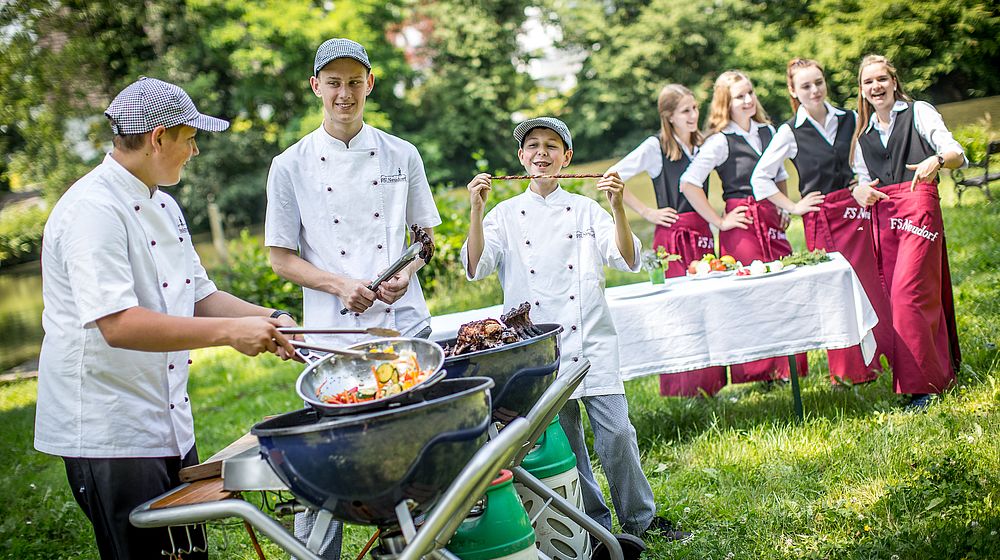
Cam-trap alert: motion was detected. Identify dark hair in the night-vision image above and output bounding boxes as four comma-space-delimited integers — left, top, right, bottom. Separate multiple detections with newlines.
110, 122, 183, 152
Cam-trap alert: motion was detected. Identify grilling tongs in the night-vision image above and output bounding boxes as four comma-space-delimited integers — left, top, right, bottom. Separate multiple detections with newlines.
339, 242, 422, 315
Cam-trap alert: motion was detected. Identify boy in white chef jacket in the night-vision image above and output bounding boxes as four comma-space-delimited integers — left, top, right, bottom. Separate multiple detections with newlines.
34, 77, 300, 559
463, 117, 689, 542
265, 38, 441, 349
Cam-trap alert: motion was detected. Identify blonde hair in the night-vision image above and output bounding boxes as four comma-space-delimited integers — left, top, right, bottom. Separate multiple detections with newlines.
786, 58, 824, 113
707, 71, 770, 134
657, 84, 703, 161
849, 54, 913, 162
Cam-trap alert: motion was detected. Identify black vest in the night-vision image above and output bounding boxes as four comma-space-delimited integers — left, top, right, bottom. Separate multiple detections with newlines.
788, 109, 856, 196
651, 147, 705, 214
857, 103, 936, 186
716, 126, 773, 199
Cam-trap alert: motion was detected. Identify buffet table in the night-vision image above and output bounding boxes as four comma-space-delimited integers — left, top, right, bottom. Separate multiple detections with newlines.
431, 252, 879, 420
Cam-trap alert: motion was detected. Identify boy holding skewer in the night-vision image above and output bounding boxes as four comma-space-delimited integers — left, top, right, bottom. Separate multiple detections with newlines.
462, 117, 690, 543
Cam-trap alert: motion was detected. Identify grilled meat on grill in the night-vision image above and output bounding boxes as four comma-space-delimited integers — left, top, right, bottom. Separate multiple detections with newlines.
444, 302, 540, 356
410, 224, 435, 264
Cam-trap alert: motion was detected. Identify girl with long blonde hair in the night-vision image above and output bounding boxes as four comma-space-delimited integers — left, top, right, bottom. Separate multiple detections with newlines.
849, 54, 966, 409
679, 70, 808, 386
607, 84, 727, 397
751, 57, 891, 386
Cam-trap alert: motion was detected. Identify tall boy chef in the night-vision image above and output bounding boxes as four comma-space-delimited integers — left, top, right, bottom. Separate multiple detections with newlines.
34, 77, 299, 559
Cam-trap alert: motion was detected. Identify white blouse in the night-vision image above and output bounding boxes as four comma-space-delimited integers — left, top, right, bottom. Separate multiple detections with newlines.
852, 100, 967, 186
679, 121, 788, 188
751, 103, 849, 199
607, 135, 698, 182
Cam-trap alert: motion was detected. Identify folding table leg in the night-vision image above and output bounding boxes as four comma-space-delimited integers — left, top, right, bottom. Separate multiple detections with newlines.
788, 355, 803, 422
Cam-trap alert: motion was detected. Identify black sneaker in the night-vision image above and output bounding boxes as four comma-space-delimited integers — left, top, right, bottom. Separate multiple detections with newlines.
643, 516, 693, 543
903, 394, 933, 412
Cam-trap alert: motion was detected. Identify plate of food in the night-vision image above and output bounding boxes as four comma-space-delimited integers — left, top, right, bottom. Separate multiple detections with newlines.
733, 260, 797, 280
686, 254, 741, 280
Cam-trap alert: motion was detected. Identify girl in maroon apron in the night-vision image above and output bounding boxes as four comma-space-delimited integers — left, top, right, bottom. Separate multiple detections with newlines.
680, 70, 808, 385
610, 84, 727, 397
750, 58, 892, 386
849, 55, 965, 406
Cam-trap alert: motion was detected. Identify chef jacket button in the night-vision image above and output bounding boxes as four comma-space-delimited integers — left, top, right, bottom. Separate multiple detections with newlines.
566, 206, 571, 211
570, 295, 575, 300
321, 156, 326, 161
374, 212, 380, 218
162, 282, 168, 288
525, 240, 531, 245
369, 151, 375, 156
160, 203, 166, 208
151, 240, 156, 246
385, 308, 392, 314
184, 396, 189, 402
340, 250, 346, 256
520, 210, 525, 215
170, 403, 175, 410
568, 264, 574, 270
168, 364, 175, 370
372, 180, 378, 186
185, 278, 191, 284
571, 325, 577, 331
530, 269, 535, 274
354, 313, 360, 317
534, 301, 540, 306
572, 357, 579, 362
334, 218, 339, 224
377, 244, 383, 249
178, 237, 184, 243
188, 359, 193, 365
567, 234, 572, 239
327, 187, 332, 192
134, 205, 140, 211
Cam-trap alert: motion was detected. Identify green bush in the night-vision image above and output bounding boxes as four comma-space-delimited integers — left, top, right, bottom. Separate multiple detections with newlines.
952, 121, 995, 165
0, 203, 48, 265
210, 229, 303, 315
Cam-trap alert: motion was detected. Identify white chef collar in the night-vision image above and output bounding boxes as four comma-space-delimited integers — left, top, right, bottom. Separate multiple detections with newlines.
103, 153, 158, 199
525, 184, 570, 204
319, 122, 375, 150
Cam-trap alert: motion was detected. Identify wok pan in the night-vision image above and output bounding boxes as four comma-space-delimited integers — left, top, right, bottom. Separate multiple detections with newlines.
296, 337, 446, 416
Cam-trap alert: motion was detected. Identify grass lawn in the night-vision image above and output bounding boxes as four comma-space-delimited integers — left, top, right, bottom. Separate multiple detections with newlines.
1, 181, 997, 558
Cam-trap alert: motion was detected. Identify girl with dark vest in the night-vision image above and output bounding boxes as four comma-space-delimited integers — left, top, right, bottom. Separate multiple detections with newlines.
609, 84, 727, 397
751, 58, 892, 386
680, 70, 808, 385
850, 55, 965, 409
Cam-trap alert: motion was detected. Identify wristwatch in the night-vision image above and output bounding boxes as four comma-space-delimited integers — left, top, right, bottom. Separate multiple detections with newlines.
936, 154, 945, 167
270, 309, 293, 320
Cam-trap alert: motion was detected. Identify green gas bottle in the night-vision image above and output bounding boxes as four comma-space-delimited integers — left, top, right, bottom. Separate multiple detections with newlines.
514, 415, 591, 560
448, 469, 537, 560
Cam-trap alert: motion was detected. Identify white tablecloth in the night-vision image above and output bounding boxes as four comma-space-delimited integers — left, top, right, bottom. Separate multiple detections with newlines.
430, 252, 878, 381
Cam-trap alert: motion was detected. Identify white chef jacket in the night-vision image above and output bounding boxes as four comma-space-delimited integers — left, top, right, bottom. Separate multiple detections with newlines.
607, 135, 699, 182
852, 100, 968, 185
679, 121, 788, 187
34, 155, 216, 458
265, 123, 442, 348
751, 103, 850, 199
461, 186, 642, 398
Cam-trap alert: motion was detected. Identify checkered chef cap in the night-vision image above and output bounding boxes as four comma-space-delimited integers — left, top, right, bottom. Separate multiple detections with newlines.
104, 77, 229, 135
513, 117, 573, 151
314, 38, 371, 75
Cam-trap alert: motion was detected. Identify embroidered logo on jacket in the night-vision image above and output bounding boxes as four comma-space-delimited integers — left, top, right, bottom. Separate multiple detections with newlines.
380, 167, 407, 184
889, 218, 939, 241
176, 216, 189, 235
574, 227, 596, 239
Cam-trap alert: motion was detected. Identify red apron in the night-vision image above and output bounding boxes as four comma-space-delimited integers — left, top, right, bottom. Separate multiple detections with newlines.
870, 181, 959, 394
802, 188, 892, 384
720, 197, 808, 383
654, 212, 728, 397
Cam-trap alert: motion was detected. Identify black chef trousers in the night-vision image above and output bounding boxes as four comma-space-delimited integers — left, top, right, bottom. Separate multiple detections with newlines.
63, 446, 208, 559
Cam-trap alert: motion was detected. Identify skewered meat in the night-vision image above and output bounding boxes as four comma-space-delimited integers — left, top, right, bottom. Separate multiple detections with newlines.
410, 224, 434, 263
445, 302, 540, 356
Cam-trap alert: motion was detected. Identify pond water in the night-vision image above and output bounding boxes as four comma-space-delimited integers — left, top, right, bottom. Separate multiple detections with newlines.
0, 261, 44, 371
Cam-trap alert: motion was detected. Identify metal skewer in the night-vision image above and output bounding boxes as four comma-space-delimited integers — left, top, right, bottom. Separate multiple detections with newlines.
490, 173, 605, 181
278, 327, 401, 337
